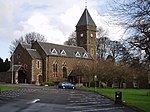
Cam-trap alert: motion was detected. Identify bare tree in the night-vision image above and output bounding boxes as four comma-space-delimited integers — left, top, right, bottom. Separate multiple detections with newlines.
24, 32, 46, 44
130, 58, 149, 88
97, 27, 108, 39
109, 41, 125, 60
111, 0, 150, 61
83, 63, 98, 87
9, 32, 46, 54
9, 36, 24, 55
96, 27, 110, 59
95, 59, 135, 88
64, 32, 77, 46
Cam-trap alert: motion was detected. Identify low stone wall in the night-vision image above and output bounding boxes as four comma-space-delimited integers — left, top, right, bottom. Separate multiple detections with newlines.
0, 71, 12, 83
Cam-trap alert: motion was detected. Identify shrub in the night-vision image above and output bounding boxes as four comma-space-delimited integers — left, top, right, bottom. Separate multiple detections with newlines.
54, 81, 60, 85
40, 81, 55, 86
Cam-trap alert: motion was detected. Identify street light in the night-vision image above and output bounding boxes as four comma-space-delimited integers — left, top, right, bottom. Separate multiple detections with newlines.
11, 53, 14, 84
94, 75, 97, 89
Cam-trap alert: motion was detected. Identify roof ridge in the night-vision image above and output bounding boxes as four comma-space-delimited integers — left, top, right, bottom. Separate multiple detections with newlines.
86, 9, 88, 25
38, 41, 86, 49
21, 43, 30, 44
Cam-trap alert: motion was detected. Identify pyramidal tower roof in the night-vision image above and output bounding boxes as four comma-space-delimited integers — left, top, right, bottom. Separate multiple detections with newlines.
76, 8, 96, 26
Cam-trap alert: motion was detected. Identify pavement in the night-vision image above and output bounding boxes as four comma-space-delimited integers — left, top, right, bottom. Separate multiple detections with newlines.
0, 84, 140, 112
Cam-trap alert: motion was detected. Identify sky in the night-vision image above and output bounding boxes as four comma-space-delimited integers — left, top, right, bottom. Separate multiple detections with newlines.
0, 0, 125, 60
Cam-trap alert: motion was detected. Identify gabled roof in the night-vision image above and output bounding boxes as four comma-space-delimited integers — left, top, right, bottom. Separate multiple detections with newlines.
8, 65, 22, 72
27, 49, 41, 59
37, 42, 92, 59
8, 65, 27, 72
19, 43, 41, 59
76, 8, 96, 26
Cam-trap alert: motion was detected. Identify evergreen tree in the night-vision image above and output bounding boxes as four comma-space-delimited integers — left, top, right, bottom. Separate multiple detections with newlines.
0, 58, 4, 72
4, 58, 10, 71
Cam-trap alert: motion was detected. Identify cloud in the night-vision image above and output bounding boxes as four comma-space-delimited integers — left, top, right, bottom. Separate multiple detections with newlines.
13, 2, 91, 44
0, 0, 109, 43
91, 10, 125, 41
0, 0, 125, 59
14, 13, 65, 44
0, 0, 84, 43
60, 5, 82, 34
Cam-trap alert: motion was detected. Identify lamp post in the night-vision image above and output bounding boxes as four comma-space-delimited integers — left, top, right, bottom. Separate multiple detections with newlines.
94, 75, 97, 89
11, 53, 14, 84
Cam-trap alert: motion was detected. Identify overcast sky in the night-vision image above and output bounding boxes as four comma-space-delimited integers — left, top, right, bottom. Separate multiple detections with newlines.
0, 0, 125, 60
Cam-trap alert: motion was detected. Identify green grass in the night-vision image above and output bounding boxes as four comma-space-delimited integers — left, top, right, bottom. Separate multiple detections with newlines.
81, 87, 150, 112
0, 86, 17, 90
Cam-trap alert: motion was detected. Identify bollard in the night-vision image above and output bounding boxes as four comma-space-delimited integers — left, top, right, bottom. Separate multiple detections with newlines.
115, 91, 122, 104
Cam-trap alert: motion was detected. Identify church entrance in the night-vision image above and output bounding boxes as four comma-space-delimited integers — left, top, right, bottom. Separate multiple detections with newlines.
68, 76, 76, 83
18, 68, 27, 83
68, 69, 76, 83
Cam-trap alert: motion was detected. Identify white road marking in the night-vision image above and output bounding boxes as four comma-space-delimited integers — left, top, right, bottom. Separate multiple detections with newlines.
27, 99, 40, 104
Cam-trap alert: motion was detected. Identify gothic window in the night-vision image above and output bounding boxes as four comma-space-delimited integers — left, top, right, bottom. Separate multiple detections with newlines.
62, 62, 66, 66
17, 53, 21, 59
63, 67, 67, 78
53, 62, 58, 77
37, 60, 40, 69
90, 48, 94, 55
24, 64, 27, 69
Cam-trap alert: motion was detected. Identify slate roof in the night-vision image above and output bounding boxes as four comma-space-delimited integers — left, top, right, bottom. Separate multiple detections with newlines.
68, 69, 78, 77
21, 43, 31, 49
76, 8, 96, 26
38, 42, 92, 59
27, 49, 41, 59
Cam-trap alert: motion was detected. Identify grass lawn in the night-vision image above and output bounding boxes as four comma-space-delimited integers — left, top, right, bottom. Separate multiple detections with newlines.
0, 85, 17, 91
81, 87, 150, 112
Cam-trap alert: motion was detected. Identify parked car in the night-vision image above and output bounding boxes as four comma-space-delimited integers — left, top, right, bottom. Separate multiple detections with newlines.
58, 82, 76, 89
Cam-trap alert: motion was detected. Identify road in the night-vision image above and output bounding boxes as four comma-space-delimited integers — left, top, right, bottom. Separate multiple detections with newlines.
0, 85, 138, 112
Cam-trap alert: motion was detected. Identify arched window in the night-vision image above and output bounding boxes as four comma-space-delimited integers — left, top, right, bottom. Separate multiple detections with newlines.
24, 64, 27, 69
90, 48, 94, 55
63, 67, 67, 78
37, 60, 40, 69
62, 62, 67, 78
53, 62, 58, 77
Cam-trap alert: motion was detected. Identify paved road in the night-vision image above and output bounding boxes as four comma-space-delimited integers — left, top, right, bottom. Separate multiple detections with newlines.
0, 85, 138, 112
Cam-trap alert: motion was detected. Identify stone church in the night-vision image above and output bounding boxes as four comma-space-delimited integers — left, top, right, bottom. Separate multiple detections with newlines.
12, 8, 97, 84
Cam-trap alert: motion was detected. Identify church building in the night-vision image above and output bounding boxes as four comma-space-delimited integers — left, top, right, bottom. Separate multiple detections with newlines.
11, 8, 97, 84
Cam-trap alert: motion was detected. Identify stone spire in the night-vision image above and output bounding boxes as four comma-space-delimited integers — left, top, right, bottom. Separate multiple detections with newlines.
76, 8, 96, 27
76, 8, 97, 60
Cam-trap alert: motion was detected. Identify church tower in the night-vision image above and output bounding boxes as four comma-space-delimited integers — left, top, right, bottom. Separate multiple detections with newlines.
76, 8, 97, 60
